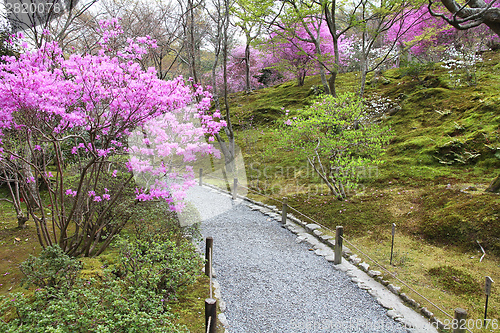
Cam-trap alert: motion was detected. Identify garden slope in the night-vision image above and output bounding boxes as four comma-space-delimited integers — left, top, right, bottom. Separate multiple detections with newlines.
227, 52, 500, 256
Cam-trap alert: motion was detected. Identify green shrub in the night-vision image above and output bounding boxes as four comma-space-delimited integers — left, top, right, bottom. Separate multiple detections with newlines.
397, 61, 434, 82
1, 235, 200, 331
19, 245, 82, 291
0, 279, 188, 333
128, 201, 201, 242
116, 237, 202, 300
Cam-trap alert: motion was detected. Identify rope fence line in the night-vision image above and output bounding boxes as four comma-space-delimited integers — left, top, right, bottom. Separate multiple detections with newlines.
199, 170, 474, 331
340, 235, 454, 320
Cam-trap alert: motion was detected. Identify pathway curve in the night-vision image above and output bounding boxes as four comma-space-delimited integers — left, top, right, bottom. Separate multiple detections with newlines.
185, 185, 437, 333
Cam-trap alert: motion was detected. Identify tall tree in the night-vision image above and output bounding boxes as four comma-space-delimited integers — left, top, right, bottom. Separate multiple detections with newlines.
94, 0, 187, 79
177, 0, 209, 83
263, 2, 333, 92
316, 0, 362, 96
4, 0, 98, 48
206, 0, 238, 176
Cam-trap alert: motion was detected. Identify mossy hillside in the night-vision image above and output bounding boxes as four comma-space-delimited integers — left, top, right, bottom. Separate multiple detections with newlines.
229, 72, 360, 128
230, 51, 500, 250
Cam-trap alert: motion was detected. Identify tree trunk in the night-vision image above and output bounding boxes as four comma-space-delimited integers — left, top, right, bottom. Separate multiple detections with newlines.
245, 42, 251, 92
359, 69, 368, 97
319, 67, 330, 95
187, 0, 198, 83
328, 69, 337, 98
486, 173, 500, 193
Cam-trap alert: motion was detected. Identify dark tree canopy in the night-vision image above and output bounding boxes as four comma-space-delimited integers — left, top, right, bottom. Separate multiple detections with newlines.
429, 0, 500, 37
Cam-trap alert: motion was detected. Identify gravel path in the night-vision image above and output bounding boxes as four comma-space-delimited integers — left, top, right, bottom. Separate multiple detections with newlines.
186, 186, 412, 333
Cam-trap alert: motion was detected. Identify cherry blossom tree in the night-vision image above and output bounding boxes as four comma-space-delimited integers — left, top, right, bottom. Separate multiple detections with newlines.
0, 19, 225, 257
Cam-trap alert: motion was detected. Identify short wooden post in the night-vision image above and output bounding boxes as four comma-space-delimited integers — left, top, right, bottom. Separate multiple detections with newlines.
232, 178, 238, 200
390, 223, 396, 265
199, 168, 203, 186
281, 197, 288, 224
453, 308, 467, 333
334, 226, 343, 265
205, 298, 217, 333
485, 276, 493, 325
205, 237, 213, 277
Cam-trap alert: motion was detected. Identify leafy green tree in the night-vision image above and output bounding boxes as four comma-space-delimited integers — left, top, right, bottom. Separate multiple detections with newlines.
274, 93, 392, 200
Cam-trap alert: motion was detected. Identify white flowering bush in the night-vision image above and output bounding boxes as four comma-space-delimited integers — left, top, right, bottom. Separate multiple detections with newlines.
441, 45, 483, 88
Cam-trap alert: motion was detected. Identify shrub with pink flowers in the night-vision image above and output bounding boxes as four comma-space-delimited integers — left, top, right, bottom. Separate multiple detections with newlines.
0, 19, 225, 257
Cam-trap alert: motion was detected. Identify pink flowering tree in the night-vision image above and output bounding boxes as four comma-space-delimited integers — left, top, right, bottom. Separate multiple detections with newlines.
210, 45, 287, 94
263, 20, 355, 87
386, 5, 500, 62
0, 20, 225, 257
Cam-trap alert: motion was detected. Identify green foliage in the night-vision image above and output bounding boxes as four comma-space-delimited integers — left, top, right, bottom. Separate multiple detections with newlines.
0, 231, 199, 331
116, 236, 202, 300
272, 93, 392, 199
19, 245, 82, 291
0, 280, 187, 333
128, 201, 183, 239
397, 61, 435, 82
128, 200, 202, 242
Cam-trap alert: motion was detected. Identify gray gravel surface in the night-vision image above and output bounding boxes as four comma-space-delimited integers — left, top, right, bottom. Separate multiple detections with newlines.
186, 186, 410, 333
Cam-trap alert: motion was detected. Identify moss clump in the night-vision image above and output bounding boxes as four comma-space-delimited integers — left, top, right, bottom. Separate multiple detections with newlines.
428, 265, 480, 295
418, 187, 500, 254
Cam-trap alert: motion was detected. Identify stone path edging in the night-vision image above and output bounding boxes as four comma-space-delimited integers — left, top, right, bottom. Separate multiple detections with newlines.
200, 182, 439, 332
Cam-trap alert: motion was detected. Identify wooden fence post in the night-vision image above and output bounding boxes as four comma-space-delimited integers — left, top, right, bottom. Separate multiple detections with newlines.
199, 168, 203, 186
205, 298, 217, 333
390, 223, 396, 265
281, 197, 288, 224
205, 237, 213, 277
485, 276, 494, 326
453, 308, 467, 333
232, 178, 238, 200
334, 226, 343, 265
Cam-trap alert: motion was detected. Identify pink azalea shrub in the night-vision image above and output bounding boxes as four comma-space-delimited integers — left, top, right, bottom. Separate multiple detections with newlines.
0, 19, 225, 256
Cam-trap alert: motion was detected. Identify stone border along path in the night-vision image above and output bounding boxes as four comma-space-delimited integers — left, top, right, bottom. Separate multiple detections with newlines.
186, 184, 438, 333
